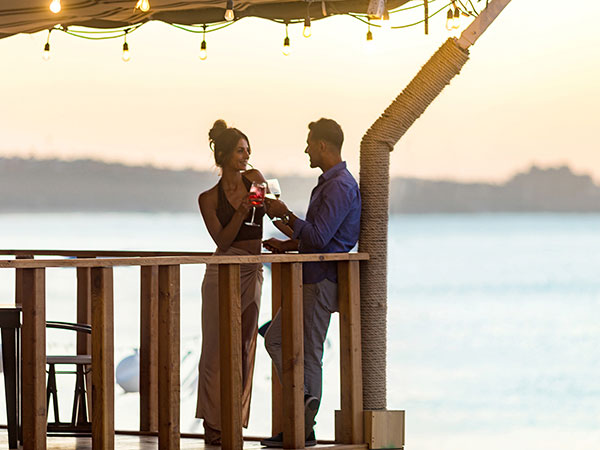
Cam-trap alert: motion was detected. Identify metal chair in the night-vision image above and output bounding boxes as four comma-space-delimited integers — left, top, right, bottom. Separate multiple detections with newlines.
45, 321, 92, 435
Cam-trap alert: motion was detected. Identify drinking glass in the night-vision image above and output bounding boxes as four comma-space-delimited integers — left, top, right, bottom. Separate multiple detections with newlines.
266, 179, 282, 221
245, 181, 266, 227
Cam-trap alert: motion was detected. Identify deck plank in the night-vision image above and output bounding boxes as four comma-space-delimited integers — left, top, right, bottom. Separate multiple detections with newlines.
0, 432, 368, 450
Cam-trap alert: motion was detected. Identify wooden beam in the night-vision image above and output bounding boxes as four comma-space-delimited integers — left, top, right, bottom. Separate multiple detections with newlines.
158, 265, 181, 450
219, 264, 243, 450
77, 264, 93, 419
456, 0, 513, 49
140, 265, 159, 432
0, 252, 369, 270
21, 268, 46, 450
281, 262, 304, 450
91, 267, 115, 450
337, 261, 364, 444
270, 263, 283, 436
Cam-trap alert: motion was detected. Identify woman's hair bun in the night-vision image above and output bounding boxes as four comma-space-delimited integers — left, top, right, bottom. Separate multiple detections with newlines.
209, 119, 228, 143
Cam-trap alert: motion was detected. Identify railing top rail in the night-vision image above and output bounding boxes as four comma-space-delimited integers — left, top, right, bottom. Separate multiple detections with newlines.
0, 250, 213, 257
0, 252, 369, 269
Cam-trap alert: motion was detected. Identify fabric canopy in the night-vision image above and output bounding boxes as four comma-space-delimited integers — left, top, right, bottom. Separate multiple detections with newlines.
0, 0, 410, 39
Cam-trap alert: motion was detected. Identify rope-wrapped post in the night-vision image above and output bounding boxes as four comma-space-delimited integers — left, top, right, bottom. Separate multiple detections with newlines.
359, 38, 470, 410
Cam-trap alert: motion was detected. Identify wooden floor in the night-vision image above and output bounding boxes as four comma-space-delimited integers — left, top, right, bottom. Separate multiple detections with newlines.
0, 430, 368, 450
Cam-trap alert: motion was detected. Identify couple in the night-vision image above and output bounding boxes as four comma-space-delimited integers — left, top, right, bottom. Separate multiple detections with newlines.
195, 118, 361, 447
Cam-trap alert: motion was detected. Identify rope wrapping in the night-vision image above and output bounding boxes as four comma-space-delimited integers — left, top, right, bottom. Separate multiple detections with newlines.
359, 38, 469, 410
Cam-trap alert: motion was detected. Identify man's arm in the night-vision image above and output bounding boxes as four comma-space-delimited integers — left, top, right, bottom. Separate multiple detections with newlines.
292, 181, 357, 250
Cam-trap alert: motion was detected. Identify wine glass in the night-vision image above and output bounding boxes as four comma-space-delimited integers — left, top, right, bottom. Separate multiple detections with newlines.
265, 179, 281, 199
245, 181, 266, 227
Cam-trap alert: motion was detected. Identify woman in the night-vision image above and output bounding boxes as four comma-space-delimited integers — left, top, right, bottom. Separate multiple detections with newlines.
195, 119, 266, 445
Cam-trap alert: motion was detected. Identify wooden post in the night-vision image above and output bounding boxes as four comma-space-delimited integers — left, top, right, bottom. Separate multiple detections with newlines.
91, 267, 115, 450
15, 254, 33, 306
271, 263, 283, 436
218, 264, 243, 450
76, 265, 93, 419
158, 265, 180, 450
424, 0, 429, 34
21, 268, 46, 450
281, 262, 304, 450
337, 261, 364, 444
140, 265, 159, 432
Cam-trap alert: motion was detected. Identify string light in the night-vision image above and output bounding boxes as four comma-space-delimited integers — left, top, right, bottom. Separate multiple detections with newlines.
303, 16, 312, 38
199, 25, 208, 60
452, 6, 461, 29
135, 0, 150, 12
122, 32, 130, 62
282, 24, 290, 56
42, 30, 52, 61
49, 0, 61, 13
366, 20, 373, 42
224, 0, 234, 21
446, 8, 454, 30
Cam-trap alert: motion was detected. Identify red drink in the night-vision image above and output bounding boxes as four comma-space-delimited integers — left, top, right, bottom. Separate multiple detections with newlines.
249, 184, 265, 206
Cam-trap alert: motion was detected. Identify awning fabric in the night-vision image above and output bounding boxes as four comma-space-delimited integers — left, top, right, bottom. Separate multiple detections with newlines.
0, 0, 410, 39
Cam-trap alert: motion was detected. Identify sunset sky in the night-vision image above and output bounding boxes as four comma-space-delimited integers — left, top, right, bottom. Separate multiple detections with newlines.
1, 0, 598, 182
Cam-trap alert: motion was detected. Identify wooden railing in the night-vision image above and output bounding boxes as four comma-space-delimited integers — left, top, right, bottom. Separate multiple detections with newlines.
0, 250, 368, 450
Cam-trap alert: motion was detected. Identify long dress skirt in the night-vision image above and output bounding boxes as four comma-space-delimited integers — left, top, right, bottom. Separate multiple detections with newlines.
195, 246, 263, 430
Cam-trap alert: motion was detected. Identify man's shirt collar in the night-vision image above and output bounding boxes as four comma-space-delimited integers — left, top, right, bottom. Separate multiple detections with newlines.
318, 161, 347, 184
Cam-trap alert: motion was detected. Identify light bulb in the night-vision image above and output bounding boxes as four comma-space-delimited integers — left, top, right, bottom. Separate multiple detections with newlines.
224, 0, 234, 21
452, 7, 461, 29
282, 36, 291, 56
135, 0, 150, 12
366, 29, 373, 42
446, 9, 454, 31
49, 0, 61, 13
43, 42, 51, 61
122, 42, 130, 62
199, 40, 207, 60
303, 17, 311, 38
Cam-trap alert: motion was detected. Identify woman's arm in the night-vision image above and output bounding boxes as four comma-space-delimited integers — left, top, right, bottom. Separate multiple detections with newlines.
198, 189, 252, 251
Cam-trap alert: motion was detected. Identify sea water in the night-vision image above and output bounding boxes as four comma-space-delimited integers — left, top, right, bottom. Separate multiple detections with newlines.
0, 213, 599, 450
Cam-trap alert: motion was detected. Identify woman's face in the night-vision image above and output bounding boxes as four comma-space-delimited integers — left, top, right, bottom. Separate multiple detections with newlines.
224, 138, 250, 171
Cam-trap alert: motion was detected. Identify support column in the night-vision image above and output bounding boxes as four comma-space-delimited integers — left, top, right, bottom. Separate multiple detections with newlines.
158, 265, 180, 450
270, 263, 283, 436
140, 265, 159, 432
91, 267, 114, 450
281, 263, 304, 450
21, 268, 46, 450
218, 264, 243, 450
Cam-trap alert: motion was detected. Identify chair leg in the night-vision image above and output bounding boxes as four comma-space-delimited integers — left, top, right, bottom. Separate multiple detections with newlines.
2, 328, 19, 449
46, 363, 60, 424
72, 365, 89, 426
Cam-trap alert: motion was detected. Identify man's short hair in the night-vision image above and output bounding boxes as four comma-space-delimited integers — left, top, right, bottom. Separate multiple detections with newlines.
308, 118, 344, 150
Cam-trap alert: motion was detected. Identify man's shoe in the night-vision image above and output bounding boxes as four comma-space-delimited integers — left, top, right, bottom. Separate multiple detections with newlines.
260, 432, 283, 448
260, 431, 317, 448
304, 395, 319, 440
305, 430, 317, 447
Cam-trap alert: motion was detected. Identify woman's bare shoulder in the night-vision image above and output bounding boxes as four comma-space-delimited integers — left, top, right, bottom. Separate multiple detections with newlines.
198, 184, 218, 207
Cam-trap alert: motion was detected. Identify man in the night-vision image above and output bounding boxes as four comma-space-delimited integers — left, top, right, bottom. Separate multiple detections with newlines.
261, 118, 361, 447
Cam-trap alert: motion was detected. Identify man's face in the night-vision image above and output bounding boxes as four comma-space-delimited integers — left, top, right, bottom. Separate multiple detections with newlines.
305, 131, 322, 169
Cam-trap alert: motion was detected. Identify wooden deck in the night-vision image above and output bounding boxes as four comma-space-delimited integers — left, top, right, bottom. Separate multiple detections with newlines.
0, 431, 368, 450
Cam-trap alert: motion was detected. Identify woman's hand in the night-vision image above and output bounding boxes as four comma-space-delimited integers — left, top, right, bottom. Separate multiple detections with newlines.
263, 238, 298, 253
236, 195, 253, 217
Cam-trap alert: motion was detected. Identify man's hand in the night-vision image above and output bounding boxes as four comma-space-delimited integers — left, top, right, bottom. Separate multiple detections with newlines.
264, 198, 290, 218
263, 238, 298, 253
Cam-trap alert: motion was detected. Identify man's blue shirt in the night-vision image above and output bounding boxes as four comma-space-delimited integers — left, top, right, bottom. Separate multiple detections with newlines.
292, 161, 361, 284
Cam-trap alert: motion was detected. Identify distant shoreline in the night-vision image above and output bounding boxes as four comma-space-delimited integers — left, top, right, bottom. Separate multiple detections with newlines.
2, 157, 599, 214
